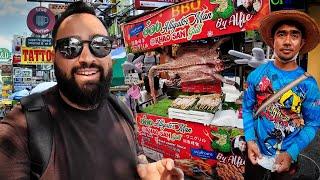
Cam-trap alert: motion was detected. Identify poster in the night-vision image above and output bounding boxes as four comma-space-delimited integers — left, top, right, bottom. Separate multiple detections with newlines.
123, 0, 270, 52
136, 113, 245, 179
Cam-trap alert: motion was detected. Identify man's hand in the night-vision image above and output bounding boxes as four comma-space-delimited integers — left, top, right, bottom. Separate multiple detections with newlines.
275, 152, 292, 173
137, 157, 184, 180
247, 141, 262, 164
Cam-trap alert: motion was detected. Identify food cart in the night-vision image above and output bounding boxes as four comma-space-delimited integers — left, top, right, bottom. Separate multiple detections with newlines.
122, 0, 270, 179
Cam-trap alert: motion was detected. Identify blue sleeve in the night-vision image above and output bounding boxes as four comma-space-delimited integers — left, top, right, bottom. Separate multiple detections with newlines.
243, 72, 257, 142
286, 80, 320, 161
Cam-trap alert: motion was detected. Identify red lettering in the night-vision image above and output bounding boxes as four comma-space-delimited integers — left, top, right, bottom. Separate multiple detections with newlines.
22, 49, 28, 61
41, 50, 45, 60
46, 50, 52, 61
34, 50, 40, 61
29, 50, 34, 61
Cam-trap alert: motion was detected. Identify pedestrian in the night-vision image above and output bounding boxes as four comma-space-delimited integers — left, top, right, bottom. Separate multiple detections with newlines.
243, 10, 320, 179
0, 1, 183, 180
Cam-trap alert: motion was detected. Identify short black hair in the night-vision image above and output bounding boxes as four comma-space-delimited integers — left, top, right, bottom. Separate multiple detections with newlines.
52, 1, 108, 44
271, 20, 306, 39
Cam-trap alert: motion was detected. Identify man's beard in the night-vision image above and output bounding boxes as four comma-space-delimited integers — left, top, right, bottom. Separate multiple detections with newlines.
54, 63, 112, 108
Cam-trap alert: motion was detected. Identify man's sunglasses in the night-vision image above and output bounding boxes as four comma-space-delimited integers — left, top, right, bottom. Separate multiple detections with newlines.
55, 35, 113, 59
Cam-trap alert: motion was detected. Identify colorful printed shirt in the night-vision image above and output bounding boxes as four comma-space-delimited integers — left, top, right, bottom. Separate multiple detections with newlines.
243, 61, 320, 161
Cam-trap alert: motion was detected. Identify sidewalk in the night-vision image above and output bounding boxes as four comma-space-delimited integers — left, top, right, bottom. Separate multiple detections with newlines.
294, 131, 320, 179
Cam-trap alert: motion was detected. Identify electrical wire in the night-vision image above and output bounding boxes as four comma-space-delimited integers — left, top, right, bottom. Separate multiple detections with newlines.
299, 153, 320, 180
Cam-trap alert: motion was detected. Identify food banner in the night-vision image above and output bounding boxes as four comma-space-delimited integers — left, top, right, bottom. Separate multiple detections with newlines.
136, 113, 246, 179
122, 0, 270, 52
20, 46, 54, 65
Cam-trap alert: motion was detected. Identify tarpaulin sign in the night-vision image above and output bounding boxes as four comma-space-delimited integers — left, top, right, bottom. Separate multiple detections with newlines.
136, 113, 246, 179
122, 0, 270, 52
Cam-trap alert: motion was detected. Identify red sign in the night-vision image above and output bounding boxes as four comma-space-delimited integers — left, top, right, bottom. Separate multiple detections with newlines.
27, 7, 55, 35
123, 0, 270, 52
136, 113, 245, 179
13, 55, 21, 64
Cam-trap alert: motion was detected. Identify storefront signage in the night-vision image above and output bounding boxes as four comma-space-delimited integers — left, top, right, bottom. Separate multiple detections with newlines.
270, 0, 306, 11
135, 0, 187, 10
136, 113, 245, 178
21, 46, 54, 65
27, 6, 55, 35
26, 37, 53, 47
0, 65, 12, 76
0, 48, 11, 63
14, 77, 33, 84
49, 3, 69, 15
123, 0, 270, 52
12, 55, 21, 64
12, 35, 25, 55
13, 68, 33, 78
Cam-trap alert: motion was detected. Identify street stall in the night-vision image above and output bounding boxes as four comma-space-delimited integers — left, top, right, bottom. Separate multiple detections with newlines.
122, 0, 270, 179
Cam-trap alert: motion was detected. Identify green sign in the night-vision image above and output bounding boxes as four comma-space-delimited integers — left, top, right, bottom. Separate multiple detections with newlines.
271, 0, 283, 5
0, 48, 11, 62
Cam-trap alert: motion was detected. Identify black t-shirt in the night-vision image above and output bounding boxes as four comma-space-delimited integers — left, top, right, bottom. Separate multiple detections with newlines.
0, 87, 139, 180
47, 89, 139, 180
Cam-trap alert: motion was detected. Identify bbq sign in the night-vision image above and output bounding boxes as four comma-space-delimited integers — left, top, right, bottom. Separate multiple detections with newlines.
122, 0, 270, 52
27, 7, 55, 35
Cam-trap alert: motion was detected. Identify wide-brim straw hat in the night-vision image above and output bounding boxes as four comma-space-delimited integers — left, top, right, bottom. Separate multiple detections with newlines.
259, 10, 320, 54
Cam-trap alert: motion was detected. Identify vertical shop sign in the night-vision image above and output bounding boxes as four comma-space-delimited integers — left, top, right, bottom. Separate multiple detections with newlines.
123, 0, 270, 52
12, 35, 25, 55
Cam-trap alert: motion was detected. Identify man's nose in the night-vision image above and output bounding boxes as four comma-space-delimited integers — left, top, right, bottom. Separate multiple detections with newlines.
283, 35, 292, 45
78, 44, 95, 64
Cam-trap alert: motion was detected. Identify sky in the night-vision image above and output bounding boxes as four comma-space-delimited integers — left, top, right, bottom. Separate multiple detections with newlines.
0, 0, 49, 51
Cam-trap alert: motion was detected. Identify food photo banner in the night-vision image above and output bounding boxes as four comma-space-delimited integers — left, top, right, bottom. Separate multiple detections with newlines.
122, 0, 270, 52
136, 113, 246, 179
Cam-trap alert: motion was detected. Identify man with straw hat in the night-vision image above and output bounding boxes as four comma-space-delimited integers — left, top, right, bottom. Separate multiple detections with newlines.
242, 10, 320, 179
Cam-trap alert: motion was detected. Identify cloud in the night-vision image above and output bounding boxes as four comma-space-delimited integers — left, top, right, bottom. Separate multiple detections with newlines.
0, 0, 33, 16
0, 35, 12, 51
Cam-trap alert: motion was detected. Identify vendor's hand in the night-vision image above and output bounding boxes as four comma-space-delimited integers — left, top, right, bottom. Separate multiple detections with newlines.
137, 158, 184, 180
247, 141, 262, 165
275, 152, 292, 173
